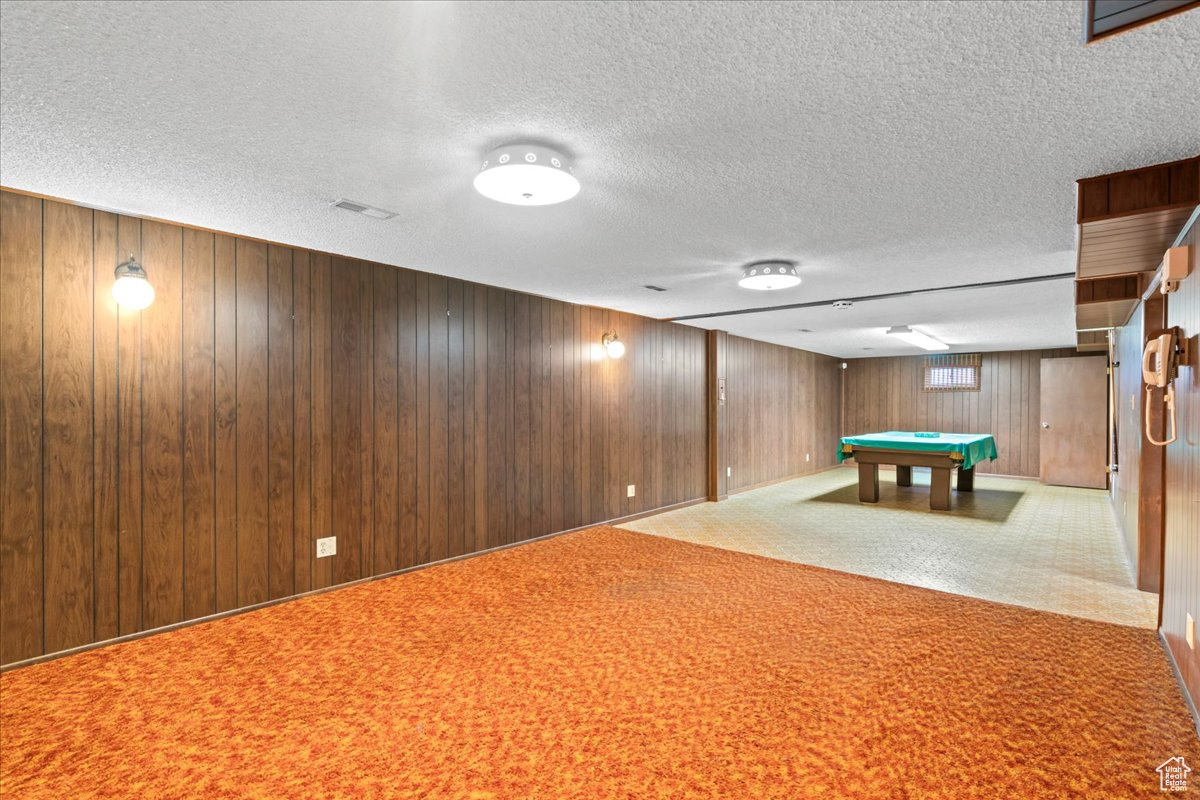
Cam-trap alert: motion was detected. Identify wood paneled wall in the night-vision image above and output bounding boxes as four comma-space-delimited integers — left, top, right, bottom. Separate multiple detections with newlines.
0, 190, 712, 665
842, 349, 1094, 478
1162, 217, 1199, 720
1111, 298, 1167, 592
722, 335, 842, 493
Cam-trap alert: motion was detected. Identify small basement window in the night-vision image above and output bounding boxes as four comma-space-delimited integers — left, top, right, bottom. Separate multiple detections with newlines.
923, 353, 981, 392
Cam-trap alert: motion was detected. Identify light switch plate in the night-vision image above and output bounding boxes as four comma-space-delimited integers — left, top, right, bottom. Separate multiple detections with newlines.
316, 536, 337, 558
626, 484, 636, 498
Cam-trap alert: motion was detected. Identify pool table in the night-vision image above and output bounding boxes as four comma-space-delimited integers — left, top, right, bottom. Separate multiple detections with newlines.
838, 432, 999, 511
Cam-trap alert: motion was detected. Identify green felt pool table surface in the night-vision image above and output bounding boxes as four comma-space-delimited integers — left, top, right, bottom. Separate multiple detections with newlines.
838, 431, 998, 472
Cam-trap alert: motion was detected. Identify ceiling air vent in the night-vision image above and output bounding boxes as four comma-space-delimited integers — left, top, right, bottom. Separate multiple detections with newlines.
797, 328, 814, 333
332, 199, 398, 220
643, 285, 668, 292
1084, 0, 1198, 42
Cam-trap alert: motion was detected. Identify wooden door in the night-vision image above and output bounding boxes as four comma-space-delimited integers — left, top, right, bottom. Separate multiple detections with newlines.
1040, 356, 1108, 488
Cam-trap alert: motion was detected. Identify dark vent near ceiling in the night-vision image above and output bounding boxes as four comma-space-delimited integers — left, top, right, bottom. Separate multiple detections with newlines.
797, 328, 813, 333
643, 285, 668, 292
332, 199, 398, 220
1084, 0, 1198, 42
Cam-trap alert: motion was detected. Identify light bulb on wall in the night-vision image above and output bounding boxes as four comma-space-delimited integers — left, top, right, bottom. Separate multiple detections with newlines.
602, 332, 625, 359
112, 255, 154, 310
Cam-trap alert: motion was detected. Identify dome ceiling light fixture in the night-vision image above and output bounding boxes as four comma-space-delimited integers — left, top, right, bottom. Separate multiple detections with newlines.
473, 143, 580, 206
737, 260, 801, 291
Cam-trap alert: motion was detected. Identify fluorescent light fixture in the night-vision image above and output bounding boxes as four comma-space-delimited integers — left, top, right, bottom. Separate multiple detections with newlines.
738, 260, 801, 291
473, 144, 580, 206
886, 325, 949, 351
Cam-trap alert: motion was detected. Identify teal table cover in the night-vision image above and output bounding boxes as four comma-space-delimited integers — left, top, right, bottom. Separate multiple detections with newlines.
838, 431, 998, 471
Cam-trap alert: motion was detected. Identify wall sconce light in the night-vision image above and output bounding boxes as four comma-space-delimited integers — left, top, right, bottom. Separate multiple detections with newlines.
112, 254, 155, 310
601, 332, 625, 359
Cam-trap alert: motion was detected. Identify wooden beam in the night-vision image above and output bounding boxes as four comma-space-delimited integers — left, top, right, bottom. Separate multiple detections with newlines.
1077, 155, 1198, 225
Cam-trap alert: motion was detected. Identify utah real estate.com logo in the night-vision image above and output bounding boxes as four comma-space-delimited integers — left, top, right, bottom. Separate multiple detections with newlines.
1157, 757, 1191, 792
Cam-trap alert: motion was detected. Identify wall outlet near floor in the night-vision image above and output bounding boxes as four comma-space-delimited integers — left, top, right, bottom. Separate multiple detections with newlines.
627, 484, 636, 498
316, 536, 337, 558
805, 453, 811, 462
726, 466, 732, 477
1187, 613, 1195, 651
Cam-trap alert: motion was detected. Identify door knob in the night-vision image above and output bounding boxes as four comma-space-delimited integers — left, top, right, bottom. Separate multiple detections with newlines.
1041, 422, 1050, 429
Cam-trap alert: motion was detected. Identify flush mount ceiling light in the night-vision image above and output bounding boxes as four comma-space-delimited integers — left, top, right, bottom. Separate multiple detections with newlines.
473, 143, 580, 206
887, 325, 949, 351
601, 332, 625, 359
738, 260, 800, 291
112, 254, 154, 310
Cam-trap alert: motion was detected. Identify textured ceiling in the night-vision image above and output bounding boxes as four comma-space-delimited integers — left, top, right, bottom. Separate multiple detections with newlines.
1, 0, 1198, 357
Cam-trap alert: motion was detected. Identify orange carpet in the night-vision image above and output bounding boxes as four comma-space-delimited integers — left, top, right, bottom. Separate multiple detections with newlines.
1, 527, 1196, 799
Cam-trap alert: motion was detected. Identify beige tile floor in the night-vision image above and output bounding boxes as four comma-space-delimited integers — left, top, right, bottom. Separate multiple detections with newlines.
621, 466, 1158, 629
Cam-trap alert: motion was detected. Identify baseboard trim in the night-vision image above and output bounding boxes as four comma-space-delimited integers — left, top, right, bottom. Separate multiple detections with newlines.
1159, 629, 1200, 738
727, 463, 843, 496
0, 497, 707, 673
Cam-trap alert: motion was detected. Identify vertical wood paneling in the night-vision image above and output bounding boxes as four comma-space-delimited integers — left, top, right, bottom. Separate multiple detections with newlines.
471, 285, 488, 553
309, 253, 333, 591
429, 276, 449, 560
92, 211, 120, 642
1, 191, 749, 664
292, 252, 312, 595
372, 264, 399, 575
331, 257, 363, 586
1161, 220, 1199, 713
235, 239, 269, 606
182, 228, 216, 620
397, 271, 418, 569
722, 333, 842, 493
213, 235, 239, 611
140, 220, 184, 631
486, 287, 507, 551
447, 280, 466, 557
416, 275, 431, 563
356, 262, 374, 580
115, 215, 143, 635
42, 201, 95, 652
0, 192, 44, 663
267, 246, 294, 600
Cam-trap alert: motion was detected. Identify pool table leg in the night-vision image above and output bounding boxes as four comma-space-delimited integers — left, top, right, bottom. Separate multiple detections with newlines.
957, 466, 975, 492
930, 468, 952, 511
857, 462, 879, 503
895, 465, 912, 487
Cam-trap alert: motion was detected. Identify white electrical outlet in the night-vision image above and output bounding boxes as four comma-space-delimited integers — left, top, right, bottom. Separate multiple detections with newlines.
726, 466, 731, 477
805, 453, 810, 462
316, 536, 337, 558
627, 484, 636, 498
1187, 613, 1195, 651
